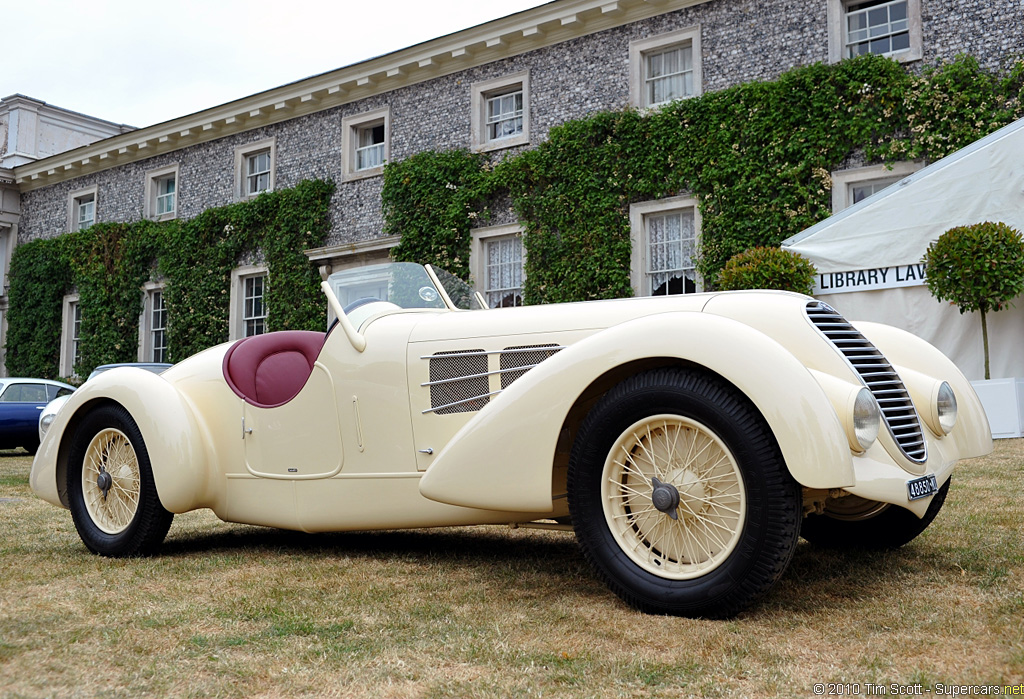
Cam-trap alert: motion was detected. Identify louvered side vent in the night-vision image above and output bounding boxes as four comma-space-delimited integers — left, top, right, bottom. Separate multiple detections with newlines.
806, 301, 927, 463
499, 344, 563, 389
428, 350, 490, 415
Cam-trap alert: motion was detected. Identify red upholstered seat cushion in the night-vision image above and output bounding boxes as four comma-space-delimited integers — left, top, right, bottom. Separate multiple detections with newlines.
222, 331, 326, 408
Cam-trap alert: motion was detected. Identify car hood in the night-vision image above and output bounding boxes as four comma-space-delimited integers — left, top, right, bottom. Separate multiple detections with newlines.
406, 292, 726, 343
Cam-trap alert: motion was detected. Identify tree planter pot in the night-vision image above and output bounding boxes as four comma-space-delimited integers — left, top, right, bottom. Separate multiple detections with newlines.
969, 378, 1024, 439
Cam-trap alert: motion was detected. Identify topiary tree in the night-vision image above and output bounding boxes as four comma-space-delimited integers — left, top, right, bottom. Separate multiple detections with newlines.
716, 246, 817, 295
923, 221, 1024, 379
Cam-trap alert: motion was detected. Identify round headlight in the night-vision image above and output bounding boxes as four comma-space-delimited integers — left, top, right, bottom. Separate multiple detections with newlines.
39, 413, 55, 437
936, 381, 957, 435
852, 387, 880, 451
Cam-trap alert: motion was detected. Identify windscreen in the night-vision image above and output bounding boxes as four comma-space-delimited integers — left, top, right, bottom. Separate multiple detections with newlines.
327, 262, 447, 311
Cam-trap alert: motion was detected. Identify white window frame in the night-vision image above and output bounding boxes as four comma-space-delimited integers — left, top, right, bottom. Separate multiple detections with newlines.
67, 185, 98, 232
144, 164, 179, 220
629, 26, 702, 110
342, 107, 390, 182
629, 195, 702, 296
304, 237, 399, 327
138, 282, 168, 362
470, 224, 526, 308
234, 138, 276, 200
471, 71, 530, 152
229, 265, 269, 341
60, 293, 81, 378
828, 0, 922, 64
830, 161, 923, 211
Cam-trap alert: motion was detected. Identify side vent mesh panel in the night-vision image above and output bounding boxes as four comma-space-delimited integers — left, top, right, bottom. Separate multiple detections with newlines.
806, 301, 927, 463
429, 350, 489, 415
500, 344, 563, 389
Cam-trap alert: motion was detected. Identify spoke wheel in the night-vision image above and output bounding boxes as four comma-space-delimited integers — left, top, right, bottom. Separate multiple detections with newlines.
68, 405, 173, 557
81, 428, 142, 535
603, 415, 745, 580
569, 368, 801, 618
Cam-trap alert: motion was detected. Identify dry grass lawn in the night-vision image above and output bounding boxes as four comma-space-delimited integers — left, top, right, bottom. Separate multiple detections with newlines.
1, 441, 1021, 698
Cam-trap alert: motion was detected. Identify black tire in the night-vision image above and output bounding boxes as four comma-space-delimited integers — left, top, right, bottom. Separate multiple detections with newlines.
801, 478, 949, 550
23, 440, 40, 456
568, 368, 801, 619
67, 405, 173, 557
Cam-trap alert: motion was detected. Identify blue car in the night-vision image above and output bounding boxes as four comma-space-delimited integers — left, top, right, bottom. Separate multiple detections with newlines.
0, 378, 75, 454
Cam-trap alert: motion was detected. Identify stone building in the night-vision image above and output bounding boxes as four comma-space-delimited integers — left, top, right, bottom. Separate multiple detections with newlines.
1, 95, 134, 373
3, 0, 1023, 377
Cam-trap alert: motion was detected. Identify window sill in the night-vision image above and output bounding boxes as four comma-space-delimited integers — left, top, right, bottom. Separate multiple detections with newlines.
475, 133, 530, 153
342, 165, 384, 183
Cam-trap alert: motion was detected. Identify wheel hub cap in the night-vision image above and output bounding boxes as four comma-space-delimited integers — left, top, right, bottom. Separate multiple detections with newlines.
650, 477, 681, 520
96, 469, 113, 501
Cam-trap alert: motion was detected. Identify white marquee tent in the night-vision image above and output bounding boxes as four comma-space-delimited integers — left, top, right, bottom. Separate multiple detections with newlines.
783, 117, 1024, 436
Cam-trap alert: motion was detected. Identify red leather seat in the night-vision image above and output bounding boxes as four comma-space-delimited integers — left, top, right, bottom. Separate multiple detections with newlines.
222, 331, 326, 408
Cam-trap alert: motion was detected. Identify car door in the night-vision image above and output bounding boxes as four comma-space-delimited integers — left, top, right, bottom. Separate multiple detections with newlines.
241, 362, 344, 480
0, 383, 49, 445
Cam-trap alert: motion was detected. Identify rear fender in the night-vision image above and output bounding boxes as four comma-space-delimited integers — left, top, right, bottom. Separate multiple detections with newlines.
418, 312, 853, 512
36, 368, 210, 513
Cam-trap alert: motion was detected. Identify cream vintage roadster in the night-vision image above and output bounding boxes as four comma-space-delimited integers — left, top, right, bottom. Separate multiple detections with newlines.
31, 262, 992, 618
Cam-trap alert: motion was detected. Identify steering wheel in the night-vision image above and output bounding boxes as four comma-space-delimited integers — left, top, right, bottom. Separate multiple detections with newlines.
343, 297, 383, 314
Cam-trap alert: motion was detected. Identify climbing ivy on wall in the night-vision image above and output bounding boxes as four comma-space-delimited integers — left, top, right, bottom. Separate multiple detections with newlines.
4, 238, 74, 379
381, 53, 1024, 304
384, 148, 492, 281
159, 179, 335, 360
5, 179, 334, 379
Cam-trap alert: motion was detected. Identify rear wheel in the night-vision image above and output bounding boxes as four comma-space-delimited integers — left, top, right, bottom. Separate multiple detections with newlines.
67, 405, 173, 557
801, 479, 950, 549
568, 368, 801, 618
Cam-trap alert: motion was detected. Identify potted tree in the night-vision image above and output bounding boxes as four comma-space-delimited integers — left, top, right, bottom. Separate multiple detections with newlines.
716, 246, 817, 294
923, 221, 1024, 437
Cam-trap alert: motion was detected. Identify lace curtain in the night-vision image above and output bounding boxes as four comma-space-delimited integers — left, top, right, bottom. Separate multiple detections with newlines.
486, 236, 524, 307
647, 210, 696, 295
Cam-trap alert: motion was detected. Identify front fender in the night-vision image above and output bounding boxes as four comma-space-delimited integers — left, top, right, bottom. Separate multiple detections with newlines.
30, 368, 210, 513
419, 311, 854, 512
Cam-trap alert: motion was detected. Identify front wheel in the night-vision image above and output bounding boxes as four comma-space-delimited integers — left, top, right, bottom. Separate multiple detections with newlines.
67, 405, 173, 557
801, 479, 950, 550
568, 368, 801, 618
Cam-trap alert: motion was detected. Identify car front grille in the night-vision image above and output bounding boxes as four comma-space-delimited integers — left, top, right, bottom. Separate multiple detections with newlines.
806, 301, 927, 463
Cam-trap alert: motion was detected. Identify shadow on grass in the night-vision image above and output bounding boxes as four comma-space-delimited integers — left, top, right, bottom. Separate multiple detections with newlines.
155, 517, 929, 617
162, 521, 594, 579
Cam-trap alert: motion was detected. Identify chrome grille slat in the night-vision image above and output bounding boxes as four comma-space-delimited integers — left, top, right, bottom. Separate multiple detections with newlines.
806, 301, 927, 463
427, 349, 490, 415
499, 344, 563, 390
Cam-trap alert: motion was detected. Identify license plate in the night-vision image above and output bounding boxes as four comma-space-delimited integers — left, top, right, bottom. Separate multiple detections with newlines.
907, 474, 938, 501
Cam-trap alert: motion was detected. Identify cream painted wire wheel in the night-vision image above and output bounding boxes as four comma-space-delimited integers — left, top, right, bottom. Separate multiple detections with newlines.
81, 428, 140, 534
568, 368, 801, 618
602, 415, 746, 580
68, 405, 173, 557
801, 478, 950, 550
